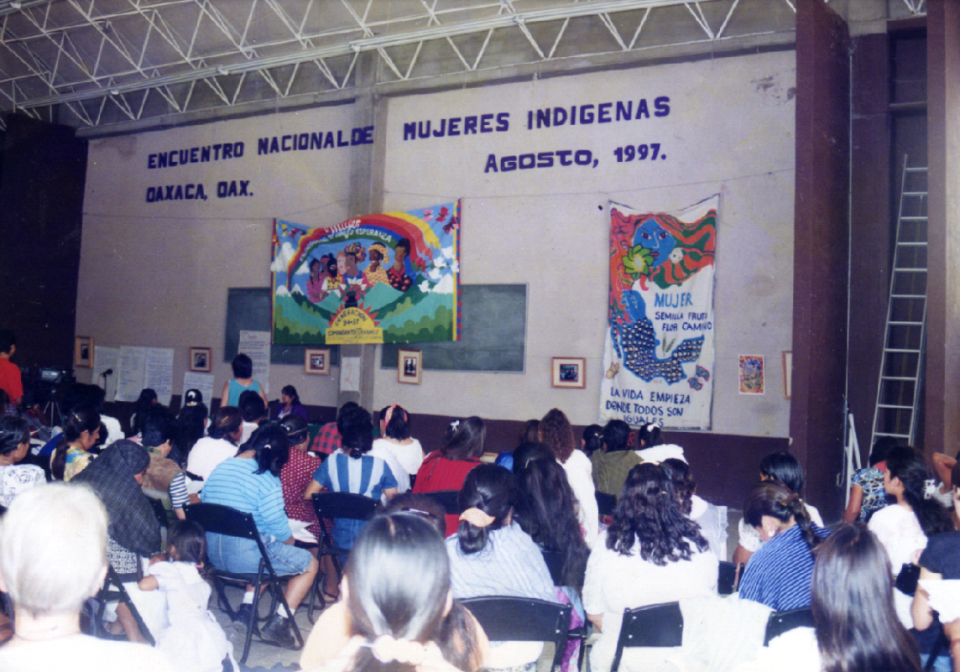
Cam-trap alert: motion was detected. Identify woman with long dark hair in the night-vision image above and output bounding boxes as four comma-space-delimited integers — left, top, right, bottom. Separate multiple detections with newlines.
301, 513, 486, 672
274, 384, 308, 422
184, 406, 243, 481
130, 388, 158, 438
582, 463, 716, 672
749, 524, 921, 672
174, 388, 207, 466
447, 464, 555, 671
50, 408, 101, 481
0, 416, 44, 506
413, 417, 486, 535
869, 446, 954, 628
661, 458, 727, 561
374, 404, 424, 477
738, 481, 829, 611
540, 408, 598, 548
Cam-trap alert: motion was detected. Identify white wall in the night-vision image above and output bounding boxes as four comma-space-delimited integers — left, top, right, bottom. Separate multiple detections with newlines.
78, 49, 795, 437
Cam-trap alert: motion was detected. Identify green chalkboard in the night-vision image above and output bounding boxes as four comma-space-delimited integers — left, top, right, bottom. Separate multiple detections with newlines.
381, 284, 526, 372
224, 288, 339, 366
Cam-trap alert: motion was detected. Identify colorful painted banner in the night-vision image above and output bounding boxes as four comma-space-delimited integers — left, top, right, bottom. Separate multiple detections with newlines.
600, 195, 718, 429
271, 202, 461, 345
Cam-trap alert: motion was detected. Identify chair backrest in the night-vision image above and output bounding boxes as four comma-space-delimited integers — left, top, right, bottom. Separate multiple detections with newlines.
596, 491, 617, 516
460, 596, 571, 670
718, 561, 740, 595
312, 492, 381, 521
611, 602, 683, 672
764, 607, 814, 646
184, 503, 260, 541
421, 489, 461, 515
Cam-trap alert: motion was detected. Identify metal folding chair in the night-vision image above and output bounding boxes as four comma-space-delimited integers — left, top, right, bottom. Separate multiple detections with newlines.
461, 596, 572, 671
185, 503, 304, 663
763, 607, 814, 646
611, 601, 683, 672
91, 565, 155, 645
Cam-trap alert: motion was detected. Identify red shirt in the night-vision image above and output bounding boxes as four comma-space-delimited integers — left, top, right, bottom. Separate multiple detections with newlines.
413, 451, 482, 536
310, 421, 341, 456
280, 448, 324, 539
0, 358, 22, 403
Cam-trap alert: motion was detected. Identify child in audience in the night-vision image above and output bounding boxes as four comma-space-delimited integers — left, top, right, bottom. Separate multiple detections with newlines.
238, 390, 267, 445
541, 408, 598, 548
50, 408, 101, 481
447, 464, 556, 671
733, 451, 824, 565
737, 481, 829, 611
580, 424, 603, 458
413, 416, 486, 535
583, 463, 716, 672
220, 353, 267, 408
138, 521, 236, 672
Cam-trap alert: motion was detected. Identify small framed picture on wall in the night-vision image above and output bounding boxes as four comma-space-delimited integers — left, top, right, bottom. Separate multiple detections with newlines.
398, 349, 422, 385
189, 347, 211, 372
75, 336, 93, 368
552, 357, 585, 389
305, 348, 331, 375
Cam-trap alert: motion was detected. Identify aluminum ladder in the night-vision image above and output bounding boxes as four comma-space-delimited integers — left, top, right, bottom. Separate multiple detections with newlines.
870, 157, 928, 448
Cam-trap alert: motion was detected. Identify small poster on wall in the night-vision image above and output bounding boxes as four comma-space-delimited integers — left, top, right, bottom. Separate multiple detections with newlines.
600, 195, 718, 429
739, 355, 765, 395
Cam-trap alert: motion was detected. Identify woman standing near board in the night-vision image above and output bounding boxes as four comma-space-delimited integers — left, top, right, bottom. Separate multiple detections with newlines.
221, 353, 268, 408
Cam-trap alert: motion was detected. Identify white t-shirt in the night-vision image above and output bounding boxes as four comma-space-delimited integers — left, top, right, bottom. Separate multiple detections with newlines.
367, 443, 410, 497
185, 436, 238, 481
583, 530, 719, 672
0, 634, 173, 672
869, 503, 928, 628
560, 449, 599, 548
372, 437, 424, 476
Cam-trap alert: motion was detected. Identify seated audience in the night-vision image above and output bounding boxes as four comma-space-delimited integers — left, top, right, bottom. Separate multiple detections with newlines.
201, 422, 319, 648
913, 459, 960, 672
279, 414, 323, 541
583, 463, 717, 672
374, 404, 424, 477
310, 401, 359, 456
140, 407, 182, 496
581, 423, 604, 459
71, 440, 165, 641
174, 388, 208, 466
300, 512, 487, 672
273, 384, 308, 422
50, 409, 101, 481
843, 436, 897, 523
733, 451, 824, 565
541, 408, 598, 548
184, 406, 242, 482
413, 416, 486, 535
746, 524, 921, 672
0, 416, 45, 507
306, 406, 399, 551
238, 390, 267, 445
662, 457, 727, 562
738, 481, 829, 611
447, 464, 556, 671
131, 388, 159, 438
591, 419, 641, 497
634, 422, 685, 463
0, 483, 172, 672
870, 446, 954, 629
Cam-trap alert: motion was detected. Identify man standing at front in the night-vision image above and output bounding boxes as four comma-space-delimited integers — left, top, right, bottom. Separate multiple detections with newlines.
0, 330, 23, 407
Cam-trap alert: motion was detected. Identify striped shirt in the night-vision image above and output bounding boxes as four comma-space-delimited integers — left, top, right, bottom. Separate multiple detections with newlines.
739, 523, 830, 611
312, 452, 397, 500
201, 457, 291, 541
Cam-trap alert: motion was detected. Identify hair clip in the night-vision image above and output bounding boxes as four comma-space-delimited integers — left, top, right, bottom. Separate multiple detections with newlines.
646, 422, 659, 432
450, 419, 460, 431
924, 479, 938, 500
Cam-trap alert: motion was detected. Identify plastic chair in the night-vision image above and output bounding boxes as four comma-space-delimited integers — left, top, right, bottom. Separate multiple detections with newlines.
763, 607, 814, 645
308, 492, 380, 622
421, 489, 461, 515
611, 601, 683, 672
595, 491, 617, 517
460, 596, 572, 671
185, 503, 304, 663
91, 565, 155, 645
